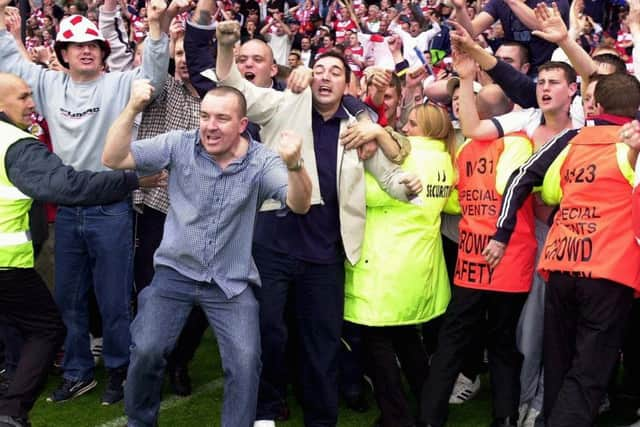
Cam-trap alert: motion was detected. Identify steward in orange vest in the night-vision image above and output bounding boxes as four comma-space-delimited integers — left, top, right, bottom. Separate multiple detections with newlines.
488, 73, 640, 427
420, 85, 537, 426
454, 132, 537, 292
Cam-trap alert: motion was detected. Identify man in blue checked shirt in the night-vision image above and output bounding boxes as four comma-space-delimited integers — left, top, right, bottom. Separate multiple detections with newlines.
102, 81, 312, 427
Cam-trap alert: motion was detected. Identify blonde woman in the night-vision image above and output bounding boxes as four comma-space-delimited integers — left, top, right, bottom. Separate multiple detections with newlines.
344, 103, 457, 427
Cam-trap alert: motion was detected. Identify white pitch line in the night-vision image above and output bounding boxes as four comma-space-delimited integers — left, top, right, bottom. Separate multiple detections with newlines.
96, 378, 224, 427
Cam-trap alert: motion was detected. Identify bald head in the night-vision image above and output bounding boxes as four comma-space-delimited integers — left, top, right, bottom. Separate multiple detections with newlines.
0, 73, 25, 96
0, 73, 35, 129
237, 39, 278, 88
476, 84, 513, 120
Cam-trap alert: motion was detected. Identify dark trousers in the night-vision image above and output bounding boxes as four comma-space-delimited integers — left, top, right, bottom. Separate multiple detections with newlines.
0, 325, 21, 376
424, 235, 485, 379
420, 285, 526, 427
253, 244, 344, 427
619, 298, 640, 396
363, 325, 429, 427
0, 268, 66, 418
543, 272, 633, 427
134, 207, 208, 371
339, 321, 366, 399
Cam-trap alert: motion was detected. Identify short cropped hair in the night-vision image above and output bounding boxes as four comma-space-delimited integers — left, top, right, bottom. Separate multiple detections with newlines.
537, 61, 577, 84
205, 86, 248, 117
594, 73, 640, 118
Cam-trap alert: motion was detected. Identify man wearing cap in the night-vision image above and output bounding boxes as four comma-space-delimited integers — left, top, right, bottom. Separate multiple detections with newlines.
0, 0, 171, 406
0, 72, 160, 427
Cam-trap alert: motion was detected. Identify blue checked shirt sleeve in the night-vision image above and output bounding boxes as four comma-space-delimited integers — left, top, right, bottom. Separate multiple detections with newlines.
258, 151, 289, 208
131, 130, 183, 175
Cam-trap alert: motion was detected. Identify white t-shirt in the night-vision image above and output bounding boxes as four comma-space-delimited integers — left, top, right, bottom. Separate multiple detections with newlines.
267, 33, 292, 66
492, 98, 584, 140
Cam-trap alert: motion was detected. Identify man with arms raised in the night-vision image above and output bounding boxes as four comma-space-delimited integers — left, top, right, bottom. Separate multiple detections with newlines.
103, 81, 312, 427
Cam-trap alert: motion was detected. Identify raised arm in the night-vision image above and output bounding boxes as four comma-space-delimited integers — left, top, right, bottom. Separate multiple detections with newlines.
214, 20, 286, 125
5, 7, 30, 62
450, 20, 538, 108
133, 0, 171, 96
103, 79, 154, 170
503, 0, 542, 31
532, 2, 596, 87
0, 1, 60, 115
453, 46, 500, 140
99, 0, 135, 72
450, 0, 494, 37
185, 0, 218, 98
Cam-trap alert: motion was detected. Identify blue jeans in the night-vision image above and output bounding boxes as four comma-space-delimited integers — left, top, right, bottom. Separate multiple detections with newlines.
54, 200, 133, 381
125, 266, 261, 427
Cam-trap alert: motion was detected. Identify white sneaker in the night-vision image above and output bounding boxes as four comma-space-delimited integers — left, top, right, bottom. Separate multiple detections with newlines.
90, 335, 103, 366
448, 373, 481, 404
518, 403, 529, 426
598, 393, 611, 415
253, 421, 276, 427
522, 407, 540, 427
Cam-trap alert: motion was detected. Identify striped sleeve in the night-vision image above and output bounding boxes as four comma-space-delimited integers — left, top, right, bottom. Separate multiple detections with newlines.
493, 128, 578, 244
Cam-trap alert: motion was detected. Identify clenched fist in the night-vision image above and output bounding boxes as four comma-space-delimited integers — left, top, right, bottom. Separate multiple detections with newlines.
147, 0, 167, 22
128, 79, 154, 113
277, 130, 303, 170
216, 20, 241, 47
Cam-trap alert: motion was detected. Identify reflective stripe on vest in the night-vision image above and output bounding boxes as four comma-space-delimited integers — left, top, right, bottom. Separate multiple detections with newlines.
0, 120, 36, 268
0, 184, 29, 200
538, 126, 640, 290
0, 230, 31, 246
454, 133, 537, 292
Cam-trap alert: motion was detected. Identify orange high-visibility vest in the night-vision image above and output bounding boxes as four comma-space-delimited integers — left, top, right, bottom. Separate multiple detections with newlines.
455, 134, 537, 292
539, 126, 640, 290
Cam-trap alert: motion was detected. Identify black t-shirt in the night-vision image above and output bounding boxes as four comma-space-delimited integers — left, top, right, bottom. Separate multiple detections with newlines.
483, 0, 570, 71
253, 107, 346, 264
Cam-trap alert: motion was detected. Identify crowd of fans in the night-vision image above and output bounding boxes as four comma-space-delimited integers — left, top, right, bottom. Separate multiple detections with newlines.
2, 0, 640, 426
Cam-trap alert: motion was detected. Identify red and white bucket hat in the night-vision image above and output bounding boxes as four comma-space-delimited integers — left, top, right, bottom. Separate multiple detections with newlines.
54, 15, 111, 68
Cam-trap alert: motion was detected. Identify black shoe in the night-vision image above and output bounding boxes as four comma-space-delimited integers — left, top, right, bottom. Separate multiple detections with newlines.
490, 415, 518, 427
0, 370, 11, 397
47, 378, 97, 403
101, 367, 127, 405
0, 415, 31, 427
344, 392, 369, 413
168, 366, 191, 397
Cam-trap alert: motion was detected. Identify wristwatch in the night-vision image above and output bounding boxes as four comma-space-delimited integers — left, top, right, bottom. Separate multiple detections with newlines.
287, 157, 304, 172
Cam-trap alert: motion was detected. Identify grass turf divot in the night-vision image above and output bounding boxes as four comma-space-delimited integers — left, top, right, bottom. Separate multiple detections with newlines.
95, 378, 224, 427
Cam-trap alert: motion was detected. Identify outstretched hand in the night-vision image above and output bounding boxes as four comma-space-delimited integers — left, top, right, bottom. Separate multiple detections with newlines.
531, 2, 569, 44
448, 20, 477, 53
